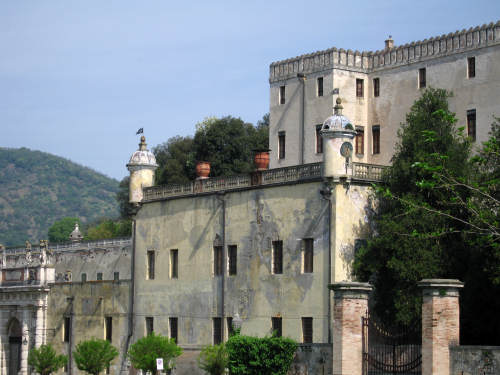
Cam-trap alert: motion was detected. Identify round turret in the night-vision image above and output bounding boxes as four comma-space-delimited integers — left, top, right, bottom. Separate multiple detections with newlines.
127, 136, 158, 204
69, 223, 83, 243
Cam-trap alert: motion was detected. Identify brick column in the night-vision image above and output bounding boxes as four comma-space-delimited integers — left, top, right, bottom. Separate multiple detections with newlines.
418, 279, 464, 375
329, 282, 372, 375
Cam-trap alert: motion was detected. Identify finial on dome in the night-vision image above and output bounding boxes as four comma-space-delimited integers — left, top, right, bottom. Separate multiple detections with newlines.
334, 98, 343, 115
139, 136, 147, 151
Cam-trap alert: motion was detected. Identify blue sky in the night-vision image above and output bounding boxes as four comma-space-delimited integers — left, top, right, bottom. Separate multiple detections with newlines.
1, 1, 499, 180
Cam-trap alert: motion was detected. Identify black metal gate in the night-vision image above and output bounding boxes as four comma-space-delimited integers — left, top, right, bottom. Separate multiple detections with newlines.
362, 312, 421, 375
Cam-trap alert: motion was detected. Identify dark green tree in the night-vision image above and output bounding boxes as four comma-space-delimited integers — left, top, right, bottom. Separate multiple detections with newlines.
73, 338, 118, 375
28, 344, 67, 375
48, 217, 81, 243
153, 136, 195, 186
127, 333, 182, 375
197, 344, 228, 375
85, 218, 131, 240
116, 177, 134, 219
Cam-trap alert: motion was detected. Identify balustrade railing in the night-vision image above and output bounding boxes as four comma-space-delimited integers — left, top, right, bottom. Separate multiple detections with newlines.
352, 163, 386, 181
5, 238, 131, 254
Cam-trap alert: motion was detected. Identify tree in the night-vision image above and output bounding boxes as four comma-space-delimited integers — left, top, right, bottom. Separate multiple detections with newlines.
116, 177, 135, 219
48, 217, 81, 243
28, 344, 67, 375
73, 338, 118, 375
197, 344, 228, 375
153, 136, 195, 186
85, 218, 131, 240
127, 333, 182, 375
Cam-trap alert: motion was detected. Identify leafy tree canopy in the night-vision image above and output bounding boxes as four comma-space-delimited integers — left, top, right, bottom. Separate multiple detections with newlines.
153, 136, 195, 186
73, 338, 118, 375
85, 218, 131, 240
28, 344, 67, 375
127, 333, 182, 375
48, 217, 81, 243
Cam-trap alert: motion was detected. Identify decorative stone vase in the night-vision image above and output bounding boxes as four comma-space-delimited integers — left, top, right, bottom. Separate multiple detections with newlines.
195, 161, 210, 179
254, 151, 270, 170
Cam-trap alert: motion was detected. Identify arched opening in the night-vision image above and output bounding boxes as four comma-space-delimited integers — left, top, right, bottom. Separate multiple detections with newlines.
8, 318, 22, 375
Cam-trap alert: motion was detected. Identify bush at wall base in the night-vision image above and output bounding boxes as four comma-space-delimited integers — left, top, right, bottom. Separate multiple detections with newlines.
225, 333, 297, 375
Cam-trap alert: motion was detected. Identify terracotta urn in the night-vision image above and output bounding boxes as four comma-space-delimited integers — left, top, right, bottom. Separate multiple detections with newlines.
254, 150, 270, 170
195, 161, 210, 179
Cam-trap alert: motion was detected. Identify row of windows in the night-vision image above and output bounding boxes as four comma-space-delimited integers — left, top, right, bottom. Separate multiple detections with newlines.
143, 316, 314, 344
278, 57, 477, 104
146, 240, 314, 280
80, 272, 120, 282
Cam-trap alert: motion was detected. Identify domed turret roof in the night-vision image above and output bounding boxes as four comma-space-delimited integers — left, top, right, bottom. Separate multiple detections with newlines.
127, 136, 158, 168
321, 98, 354, 132
69, 223, 83, 242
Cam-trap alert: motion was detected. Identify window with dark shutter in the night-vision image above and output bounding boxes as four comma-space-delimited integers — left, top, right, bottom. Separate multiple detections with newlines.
145, 317, 154, 336
467, 109, 476, 141
302, 317, 313, 343
278, 132, 286, 159
372, 125, 380, 154
147, 250, 155, 280
468, 57, 475, 78
228, 245, 237, 275
272, 241, 283, 274
171, 249, 178, 279
419, 68, 426, 88
316, 125, 323, 154
81, 273, 87, 282
272, 317, 282, 337
303, 238, 313, 273
63, 317, 71, 342
317, 77, 323, 97
105, 316, 112, 342
113, 272, 119, 281
356, 79, 364, 97
373, 78, 380, 97
213, 318, 222, 344
97, 272, 103, 281
227, 317, 234, 337
355, 127, 364, 155
214, 246, 223, 276
279, 86, 286, 104
169, 317, 178, 343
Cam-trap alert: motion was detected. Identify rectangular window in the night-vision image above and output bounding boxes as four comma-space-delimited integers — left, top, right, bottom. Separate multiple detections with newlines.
272, 240, 283, 274
227, 317, 234, 337
105, 316, 112, 342
278, 131, 286, 159
147, 250, 155, 280
81, 273, 87, 282
113, 272, 119, 281
228, 245, 237, 276
419, 68, 426, 88
372, 125, 380, 154
317, 77, 323, 97
170, 249, 178, 279
468, 57, 475, 78
97, 272, 103, 281
145, 317, 154, 336
169, 317, 178, 343
303, 238, 313, 273
63, 317, 71, 342
373, 78, 380, 97
214, 246, 223, 276
213, 318, 222, 345
316, 125, 323, 154
355, 126, 364, 155
272, 317, 282, 337
467, 109, 476, 141
279, 85, 286, 105
356, 79, 364, 98
302, 317, 313, 344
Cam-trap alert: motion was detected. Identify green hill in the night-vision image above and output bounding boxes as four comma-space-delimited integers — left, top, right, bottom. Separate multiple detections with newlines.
0, 147, 120, 247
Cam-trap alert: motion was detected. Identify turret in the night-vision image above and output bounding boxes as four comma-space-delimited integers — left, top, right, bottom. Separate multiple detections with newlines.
320, 98, 356, 180
127, 136, 158, 204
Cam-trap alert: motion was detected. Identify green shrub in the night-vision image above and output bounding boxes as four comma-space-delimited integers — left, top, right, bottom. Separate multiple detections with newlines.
28, 344, 67, 375
73, 338, 118, 375
197, 343, 228, 375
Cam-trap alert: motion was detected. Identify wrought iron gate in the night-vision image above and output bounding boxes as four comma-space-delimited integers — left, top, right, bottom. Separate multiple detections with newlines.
362, 312, 421, 375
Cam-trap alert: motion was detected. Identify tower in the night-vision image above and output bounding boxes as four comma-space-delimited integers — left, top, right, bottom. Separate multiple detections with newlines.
127, 136, 158, 204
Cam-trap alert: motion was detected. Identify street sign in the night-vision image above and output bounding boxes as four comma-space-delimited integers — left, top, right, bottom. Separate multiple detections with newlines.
156, 358, 163, 371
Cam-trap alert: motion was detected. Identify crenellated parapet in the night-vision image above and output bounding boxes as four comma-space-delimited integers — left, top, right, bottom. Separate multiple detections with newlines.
269, 21, 500, 82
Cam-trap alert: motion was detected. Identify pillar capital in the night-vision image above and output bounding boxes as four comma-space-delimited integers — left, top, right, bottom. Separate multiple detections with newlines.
418, 279, 464, 297
328, 281, 372, 299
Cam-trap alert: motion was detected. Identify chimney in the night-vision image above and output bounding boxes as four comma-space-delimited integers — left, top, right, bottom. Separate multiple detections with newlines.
385, 35, 394, 50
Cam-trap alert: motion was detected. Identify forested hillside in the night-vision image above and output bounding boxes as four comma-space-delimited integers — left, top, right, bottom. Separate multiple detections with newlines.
0, 147, 119, 246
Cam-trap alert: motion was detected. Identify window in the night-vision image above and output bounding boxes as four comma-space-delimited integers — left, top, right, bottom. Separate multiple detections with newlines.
214, 246, 223, 276
213, 318, 222, 345
272, 240, 283, 274
419, 68, 426, 88
279, 85, 286, 105
356, 79, 364, 98
147, 250, 155, 280
315, 125, 323, 154
113, 272, 119, 281
355, 126, 364, 155
372, 125, 380, 154
278, 131, 286, 159
81, 273, 87, 282
105, 316, 112, 342
302, 317, 313, 343
303, 238, 313, 273
317, 77, 323, 97
170, 249, 178, 279
468, 57, 475, 78
63, 317, 71, 342
467, 109, 476, 141
227, 317, 234, 337
373, 78, 380, 97
272, 317, 282, 337
228, 245, 237, 276
169, 317, 178, 343
96, 272, 103, 281
145, 317, 154, 336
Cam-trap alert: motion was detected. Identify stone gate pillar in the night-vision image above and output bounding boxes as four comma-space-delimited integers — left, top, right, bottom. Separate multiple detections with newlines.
418, 279, 464, 375
329, 282, 372, 375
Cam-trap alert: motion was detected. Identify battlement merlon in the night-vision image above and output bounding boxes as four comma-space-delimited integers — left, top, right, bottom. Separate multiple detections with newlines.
269, 20, 500, 82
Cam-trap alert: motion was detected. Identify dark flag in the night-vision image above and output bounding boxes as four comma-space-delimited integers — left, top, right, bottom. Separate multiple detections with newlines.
136, 128, 144, 135
332, 88, 339, 95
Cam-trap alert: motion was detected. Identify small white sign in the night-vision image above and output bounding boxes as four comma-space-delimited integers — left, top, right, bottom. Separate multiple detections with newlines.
156, 358, 163, 371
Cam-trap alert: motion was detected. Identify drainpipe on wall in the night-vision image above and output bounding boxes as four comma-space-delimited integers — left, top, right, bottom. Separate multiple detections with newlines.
67, 297, 74, 375
216, 192, 226, 337
320, 187, 333, 344
298, 73, 306, 165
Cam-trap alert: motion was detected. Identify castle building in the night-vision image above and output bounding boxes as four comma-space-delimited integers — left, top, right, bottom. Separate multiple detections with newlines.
0, 21, 498, 375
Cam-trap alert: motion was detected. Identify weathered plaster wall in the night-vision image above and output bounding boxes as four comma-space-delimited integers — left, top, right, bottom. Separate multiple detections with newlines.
450, 346, 500, 374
